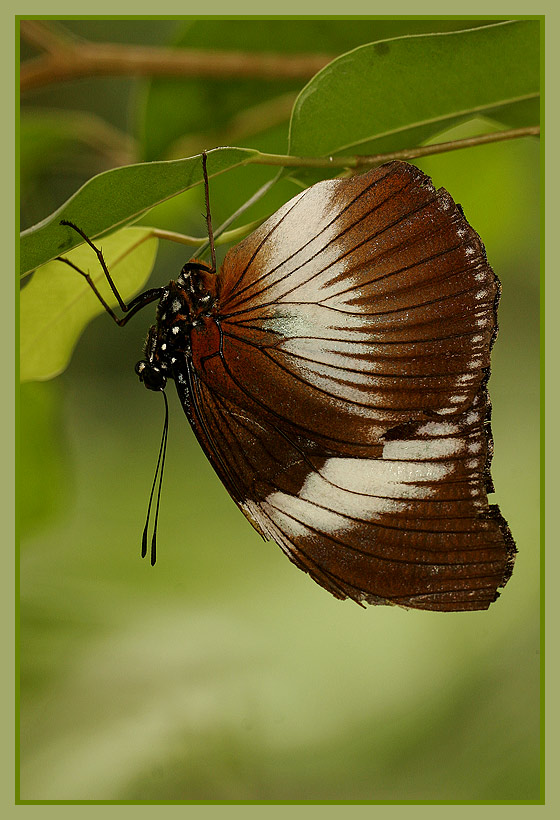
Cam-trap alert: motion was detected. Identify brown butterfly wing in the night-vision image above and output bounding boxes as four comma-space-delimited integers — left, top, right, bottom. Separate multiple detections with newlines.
177, 161, 516, 610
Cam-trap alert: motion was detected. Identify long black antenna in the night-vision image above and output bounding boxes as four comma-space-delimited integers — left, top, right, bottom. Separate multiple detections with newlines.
141, 390, 169, 566
201, 152, 217, 274
193, 166, 282, 263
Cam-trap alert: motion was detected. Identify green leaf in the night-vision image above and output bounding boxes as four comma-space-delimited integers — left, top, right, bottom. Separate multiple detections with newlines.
140, 19, 390, 161
19, 146, 258, 277
20, 110, 135, 230
140, 19, 494, 162
288, 20, 540, 180
20, 227, 158, 382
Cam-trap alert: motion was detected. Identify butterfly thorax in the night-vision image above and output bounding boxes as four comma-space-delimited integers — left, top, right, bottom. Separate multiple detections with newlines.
135, 263, 218, 392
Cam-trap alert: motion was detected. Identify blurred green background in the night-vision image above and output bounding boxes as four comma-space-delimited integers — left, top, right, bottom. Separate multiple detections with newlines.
19, 20, 540, 801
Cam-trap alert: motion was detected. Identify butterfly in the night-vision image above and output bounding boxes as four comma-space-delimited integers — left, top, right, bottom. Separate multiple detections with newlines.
58, 154, 516, 611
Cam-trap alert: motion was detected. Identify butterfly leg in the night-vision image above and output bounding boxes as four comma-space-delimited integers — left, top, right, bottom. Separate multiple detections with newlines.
56, 221, 163, 326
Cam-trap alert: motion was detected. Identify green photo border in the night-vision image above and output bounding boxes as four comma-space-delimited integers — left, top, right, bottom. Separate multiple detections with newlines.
8, 2, 552, 815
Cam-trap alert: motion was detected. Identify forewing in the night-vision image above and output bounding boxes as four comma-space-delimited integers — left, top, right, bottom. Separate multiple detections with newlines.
217, 161, 499, 450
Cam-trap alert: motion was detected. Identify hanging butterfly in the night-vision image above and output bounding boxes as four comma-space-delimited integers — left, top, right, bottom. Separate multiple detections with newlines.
58, 153, 516, 612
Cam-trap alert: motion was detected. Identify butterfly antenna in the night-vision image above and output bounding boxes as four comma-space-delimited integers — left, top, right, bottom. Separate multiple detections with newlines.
194, 160, 282, 261
201, 152, 216, 274
141, 390, 169, 566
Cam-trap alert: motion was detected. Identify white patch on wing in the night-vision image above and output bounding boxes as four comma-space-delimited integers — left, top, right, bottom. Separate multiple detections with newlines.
382, 437, 465, 460
317, 456, 453, 498
467, 357, 483, 370
273, 336, 377, 364
262, 312, 318, 339
298, 471, 408, 517
263, 492, 353, 538
240, 499, 304, 561
256, 181, 350, 307
240, 499, 281, 542
416, 421, 460, 436
261, 447, 458, 538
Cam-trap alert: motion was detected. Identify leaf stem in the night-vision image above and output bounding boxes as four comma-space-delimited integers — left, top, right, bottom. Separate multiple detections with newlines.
253, 126, 540, 171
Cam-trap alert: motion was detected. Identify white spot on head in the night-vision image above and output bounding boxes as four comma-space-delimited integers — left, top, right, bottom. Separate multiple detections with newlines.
172, 298, 181, 313
172, 326, 180, 335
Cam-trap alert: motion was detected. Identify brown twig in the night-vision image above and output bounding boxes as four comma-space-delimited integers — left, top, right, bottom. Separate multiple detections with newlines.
20, 20, 334, 91
19, 20, 78, 54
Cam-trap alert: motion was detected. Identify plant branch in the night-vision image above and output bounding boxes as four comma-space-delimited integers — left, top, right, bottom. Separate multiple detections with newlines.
253, 126, 540, 171
20, 20, 334, 91
19, 19, 78, 55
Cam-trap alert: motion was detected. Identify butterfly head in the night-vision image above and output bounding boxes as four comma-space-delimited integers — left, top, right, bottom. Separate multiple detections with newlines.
135, 355, 167, 392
